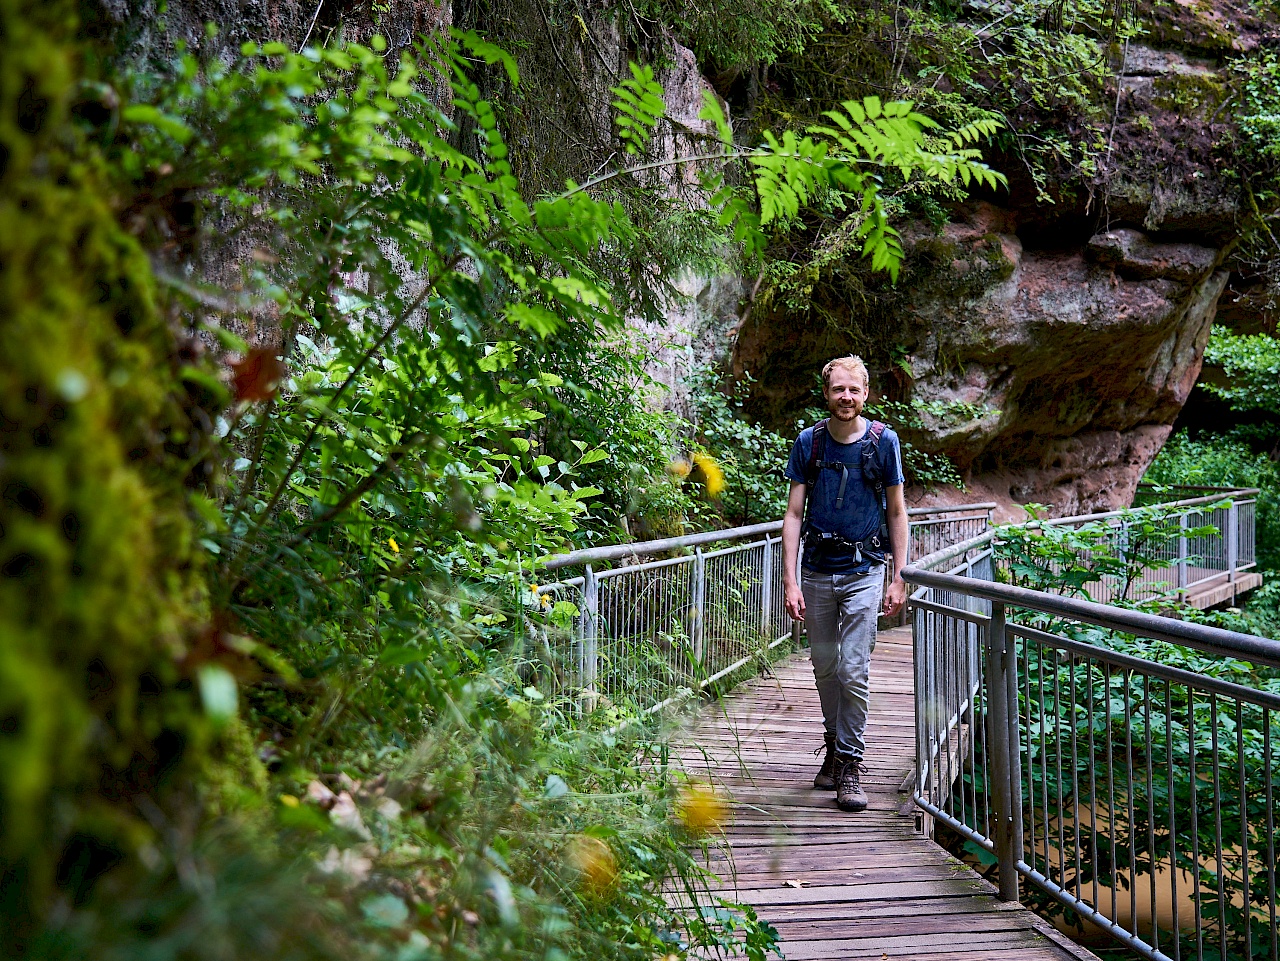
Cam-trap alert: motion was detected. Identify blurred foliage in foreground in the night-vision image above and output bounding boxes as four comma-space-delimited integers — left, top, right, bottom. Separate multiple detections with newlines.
0, 2, 1000, 956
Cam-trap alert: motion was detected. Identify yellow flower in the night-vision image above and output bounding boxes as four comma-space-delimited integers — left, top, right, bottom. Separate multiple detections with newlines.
691, 452, 726, 499
388, 537, 400, 553
677, 783, 727, 836
279, 794, 300, 808
566, 834, 618, 896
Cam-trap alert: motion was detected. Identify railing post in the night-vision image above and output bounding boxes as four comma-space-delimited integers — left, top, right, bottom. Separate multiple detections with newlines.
984, 601, 1022, 902
692, 547, 706, 666
1177, 512, 1188, 596
1227, 501, 1239, 584
580, 565, 599, 713
761, 537, 774, 640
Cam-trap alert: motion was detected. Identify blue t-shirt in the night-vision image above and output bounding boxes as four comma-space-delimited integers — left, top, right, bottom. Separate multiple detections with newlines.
784, 421, 905, 574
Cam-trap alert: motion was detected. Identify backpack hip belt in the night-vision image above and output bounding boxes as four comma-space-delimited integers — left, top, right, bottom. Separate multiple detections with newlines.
802, 526, 885, 564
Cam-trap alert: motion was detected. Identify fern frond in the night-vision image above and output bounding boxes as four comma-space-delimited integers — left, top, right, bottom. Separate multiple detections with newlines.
698, 90, 733, 146
611, 62, 666, 155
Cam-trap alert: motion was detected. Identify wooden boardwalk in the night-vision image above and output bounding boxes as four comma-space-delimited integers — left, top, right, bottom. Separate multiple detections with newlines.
676, 626, 1100, 961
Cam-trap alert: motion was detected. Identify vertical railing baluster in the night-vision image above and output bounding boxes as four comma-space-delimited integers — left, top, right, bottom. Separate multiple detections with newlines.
985, 601, 1021, 902
914, 599, 926, 829
1228, 500, 1239, 586
1178, 511, 1189, 597
692, 546, 705, 669
762, 543, 769, 643
581, 564, 599, 713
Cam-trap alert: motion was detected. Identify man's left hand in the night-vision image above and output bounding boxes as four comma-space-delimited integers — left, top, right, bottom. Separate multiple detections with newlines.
883, 577, 907, 617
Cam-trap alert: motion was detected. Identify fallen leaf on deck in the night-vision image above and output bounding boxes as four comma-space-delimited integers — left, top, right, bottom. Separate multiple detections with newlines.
783, 879, 806, 888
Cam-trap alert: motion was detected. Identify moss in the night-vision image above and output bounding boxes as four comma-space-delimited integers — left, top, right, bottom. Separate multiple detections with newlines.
1151, 71, 1229, 118
201, 719, 271, 816
1, 0, 211, 925
1138, 0, 1246, 57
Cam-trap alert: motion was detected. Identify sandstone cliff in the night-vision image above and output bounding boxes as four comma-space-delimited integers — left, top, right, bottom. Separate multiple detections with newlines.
727, 2, 1276, 518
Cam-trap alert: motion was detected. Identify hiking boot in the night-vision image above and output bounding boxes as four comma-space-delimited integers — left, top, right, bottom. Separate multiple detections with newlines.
813, 734, 838, 790
836, 756, 868, 812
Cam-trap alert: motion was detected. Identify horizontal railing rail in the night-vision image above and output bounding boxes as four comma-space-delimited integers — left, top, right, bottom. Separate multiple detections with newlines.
904, 488, 1275, 961
534, 503, 996, 718
542, 503, 997, 571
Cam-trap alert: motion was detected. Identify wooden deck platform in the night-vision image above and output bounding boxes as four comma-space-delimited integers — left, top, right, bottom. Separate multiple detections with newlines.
676, 626, 1100, 961
1181, 569, 1263, 610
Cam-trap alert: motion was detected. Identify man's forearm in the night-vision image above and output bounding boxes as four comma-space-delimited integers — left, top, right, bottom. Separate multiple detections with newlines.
889, 509, 908, 579
782, 513, 802, 587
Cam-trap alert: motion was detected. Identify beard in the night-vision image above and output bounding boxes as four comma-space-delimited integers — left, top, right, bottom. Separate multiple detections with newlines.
828, 399, 863, 421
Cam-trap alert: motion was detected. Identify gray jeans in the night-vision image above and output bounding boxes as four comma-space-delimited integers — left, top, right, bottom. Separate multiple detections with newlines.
803, 568, 884, 759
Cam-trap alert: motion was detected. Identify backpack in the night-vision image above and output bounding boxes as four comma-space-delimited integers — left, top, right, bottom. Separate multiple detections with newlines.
803, 418, 890, 547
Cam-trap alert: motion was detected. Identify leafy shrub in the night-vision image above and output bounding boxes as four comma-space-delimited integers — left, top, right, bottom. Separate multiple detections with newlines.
995, 502, 1219, 602
686, 367, 793, 526
1202, 330, 1280, 426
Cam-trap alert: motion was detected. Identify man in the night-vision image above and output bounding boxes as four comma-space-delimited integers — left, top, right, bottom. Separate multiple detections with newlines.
781, 355, 908, 812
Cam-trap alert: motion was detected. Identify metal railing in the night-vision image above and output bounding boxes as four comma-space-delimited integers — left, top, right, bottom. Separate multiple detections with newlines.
1032, 491, 1259, 606
536, 503, 994, 717
905, 490, 1276, 961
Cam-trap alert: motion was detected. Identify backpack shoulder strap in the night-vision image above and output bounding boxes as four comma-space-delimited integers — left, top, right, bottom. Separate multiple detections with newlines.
862, 421, 888, 488
863, 421, 891, 544
805, 419, 829, 486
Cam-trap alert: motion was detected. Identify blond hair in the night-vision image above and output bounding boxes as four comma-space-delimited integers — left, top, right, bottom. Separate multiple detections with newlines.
822, 355, 869, 390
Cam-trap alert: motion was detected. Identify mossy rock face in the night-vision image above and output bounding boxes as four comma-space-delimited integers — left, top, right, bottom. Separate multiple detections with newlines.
1137, 0, 1265, 58
1151, 71, 1229, 117
1, 0, 212, 921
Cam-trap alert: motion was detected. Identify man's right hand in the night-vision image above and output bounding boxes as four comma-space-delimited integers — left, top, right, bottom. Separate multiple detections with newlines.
784, 581, 805, 621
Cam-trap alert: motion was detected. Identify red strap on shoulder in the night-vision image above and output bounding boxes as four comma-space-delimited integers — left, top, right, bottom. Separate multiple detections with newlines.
806, 419, 829, 485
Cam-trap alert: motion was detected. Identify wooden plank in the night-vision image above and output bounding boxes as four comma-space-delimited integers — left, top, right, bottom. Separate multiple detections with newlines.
672, 627, 1101, 961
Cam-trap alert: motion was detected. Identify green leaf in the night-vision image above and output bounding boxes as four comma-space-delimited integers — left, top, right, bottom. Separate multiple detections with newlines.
379, 645, 425, 666
506, 303, 562, 336
361, 893, 410, 928
611, 62, 667, 154
479, 341, 519, 371
544, 774, 569, 798
122, 103, 195, 144
452, 28, 519, 86
699, 90, 733, 146
198, 665, 238, 725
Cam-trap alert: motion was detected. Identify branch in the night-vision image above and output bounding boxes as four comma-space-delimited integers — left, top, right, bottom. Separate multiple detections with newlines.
223, 248, 467, 583
241, 433, 422, 586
